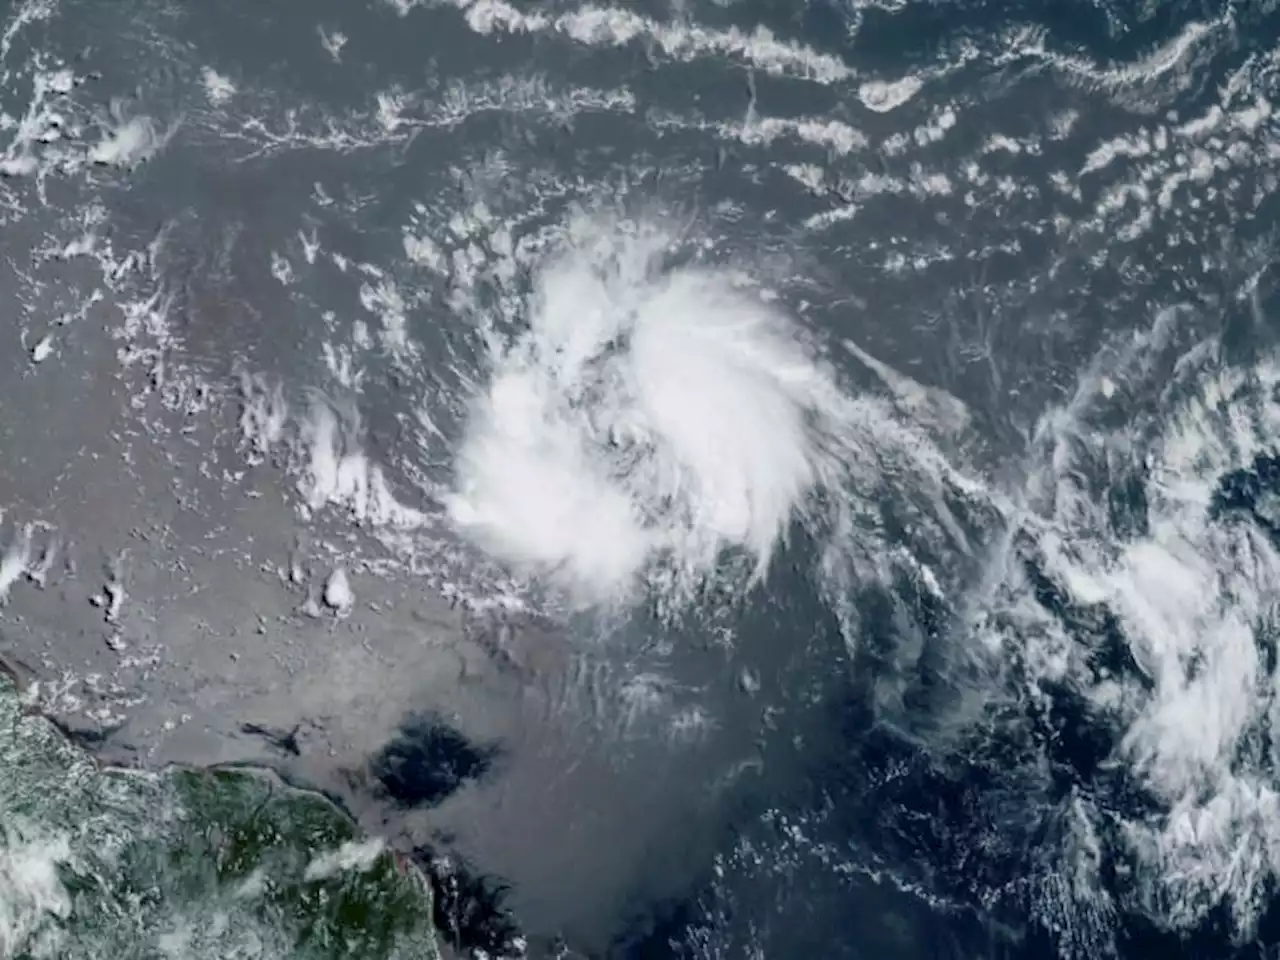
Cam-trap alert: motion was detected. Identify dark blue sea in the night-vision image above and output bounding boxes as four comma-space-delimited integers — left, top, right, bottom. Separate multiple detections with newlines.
4, 1, 1280, 959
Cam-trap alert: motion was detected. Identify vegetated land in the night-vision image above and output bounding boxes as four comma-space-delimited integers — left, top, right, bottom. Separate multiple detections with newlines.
0, 674, 440, 960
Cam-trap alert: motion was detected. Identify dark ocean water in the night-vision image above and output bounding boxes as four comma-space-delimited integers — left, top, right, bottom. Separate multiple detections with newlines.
5, 0, 1280, 958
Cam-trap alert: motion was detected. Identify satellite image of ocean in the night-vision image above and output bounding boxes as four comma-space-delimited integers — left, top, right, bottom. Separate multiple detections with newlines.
3, 0, 1280, 958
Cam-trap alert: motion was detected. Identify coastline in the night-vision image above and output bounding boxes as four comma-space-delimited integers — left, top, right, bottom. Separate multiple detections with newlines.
0, 651, 453, 959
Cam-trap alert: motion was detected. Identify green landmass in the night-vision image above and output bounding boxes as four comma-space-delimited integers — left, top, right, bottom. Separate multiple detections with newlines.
0, 676, 439, 959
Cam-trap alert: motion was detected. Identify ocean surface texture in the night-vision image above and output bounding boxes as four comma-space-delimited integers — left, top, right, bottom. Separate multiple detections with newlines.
4, 0, 1280, 958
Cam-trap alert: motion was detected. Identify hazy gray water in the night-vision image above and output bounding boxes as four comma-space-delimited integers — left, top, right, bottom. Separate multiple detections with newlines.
4, 0, 1280, 958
